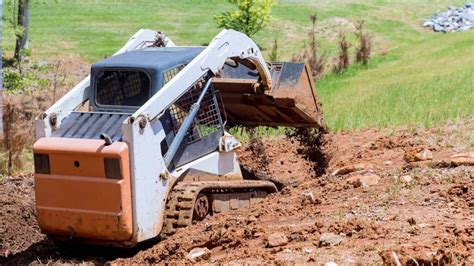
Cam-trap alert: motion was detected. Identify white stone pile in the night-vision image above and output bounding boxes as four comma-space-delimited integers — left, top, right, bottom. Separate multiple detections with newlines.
423, 2, 474, 32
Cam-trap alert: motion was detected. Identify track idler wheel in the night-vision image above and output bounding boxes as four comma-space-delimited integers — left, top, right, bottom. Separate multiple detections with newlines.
193, 193, 209, 221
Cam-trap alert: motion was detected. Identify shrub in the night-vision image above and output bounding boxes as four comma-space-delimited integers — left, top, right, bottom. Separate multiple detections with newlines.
333, 35, 351, 73
214, 0, 275, 37
269, 39, 278, 61
1, 96, 32, 175
292, 13, 328, 79
355, 20, 371, 65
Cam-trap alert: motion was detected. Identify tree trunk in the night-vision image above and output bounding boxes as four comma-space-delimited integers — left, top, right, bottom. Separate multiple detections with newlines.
14, 0, 30, 62
0, 0, 3, 135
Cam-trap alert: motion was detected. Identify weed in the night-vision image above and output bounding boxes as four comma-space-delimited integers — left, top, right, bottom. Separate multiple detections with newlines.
333, 34, 350, 74
337, 210, 346, 221
1, 96, 33, 175
291, 13, 328, 79
387, 181, 403, 199
355, 20, 371, 65
269, 39, 278, 61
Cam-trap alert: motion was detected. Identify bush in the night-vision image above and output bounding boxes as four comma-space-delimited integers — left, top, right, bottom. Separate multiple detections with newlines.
3, 62, 49, 93
291, 13, 328, 79
333, 35, 351, 73
269, 39, 278, 61
355, 20, 371, 65
1, 96, 32, 175
0, 59, 75, 175
214, 0, 275, 37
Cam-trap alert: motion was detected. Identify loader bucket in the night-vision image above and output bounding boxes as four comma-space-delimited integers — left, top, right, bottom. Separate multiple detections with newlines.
213, 62, 324, 128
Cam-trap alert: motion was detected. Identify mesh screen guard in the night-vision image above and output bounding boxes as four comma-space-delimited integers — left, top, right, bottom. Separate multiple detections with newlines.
168, 75, 224, 144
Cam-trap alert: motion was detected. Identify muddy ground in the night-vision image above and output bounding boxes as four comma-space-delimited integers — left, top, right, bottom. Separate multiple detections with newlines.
0, 119, 473, 264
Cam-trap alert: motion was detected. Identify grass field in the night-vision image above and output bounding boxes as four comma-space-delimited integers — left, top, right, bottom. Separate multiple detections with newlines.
2, 0, 473, 131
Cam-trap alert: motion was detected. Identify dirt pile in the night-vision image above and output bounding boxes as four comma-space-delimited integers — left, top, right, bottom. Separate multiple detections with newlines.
0, 174, 42, 257
1, 119, 473, 264
112, 120, 473, 264
115, 165, 472, 264
238, 135, 315, 189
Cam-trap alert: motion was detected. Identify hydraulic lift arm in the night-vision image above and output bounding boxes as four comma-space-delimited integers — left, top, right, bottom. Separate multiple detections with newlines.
129, 29, 272, 124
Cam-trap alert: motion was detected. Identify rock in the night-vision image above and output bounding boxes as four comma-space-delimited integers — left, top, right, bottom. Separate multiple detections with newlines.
399, 175, 412, 184
303, 247, 313, 254
423, 21, 434, 27
186, 247, 211, 262
347, 173, 380, 188
450, 151, 474, 166
304, 190, 321, 204
325, 262, 338, 266
384, 160, 393, 166
415, 148, 433, 161
319, 233, 344, 246
404, 148, 433, 162
407, 217, 416, 226
424, 3, 474, 33
331, 163, 374, 176
462, 11, 474, 20
267, 232, 289, 247
418, 223, 431, 228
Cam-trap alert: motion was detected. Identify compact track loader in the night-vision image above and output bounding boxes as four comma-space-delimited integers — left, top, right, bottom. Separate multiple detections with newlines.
33, 29, 324, 246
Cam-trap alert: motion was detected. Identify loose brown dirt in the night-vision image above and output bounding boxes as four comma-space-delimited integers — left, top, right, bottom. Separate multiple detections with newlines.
1, 119, 473, 264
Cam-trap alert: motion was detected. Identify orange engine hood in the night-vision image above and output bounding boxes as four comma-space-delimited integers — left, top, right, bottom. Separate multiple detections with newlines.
33, 137, 133, 242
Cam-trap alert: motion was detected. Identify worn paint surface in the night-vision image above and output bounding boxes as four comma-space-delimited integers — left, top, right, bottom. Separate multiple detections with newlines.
34, 138, 133, 241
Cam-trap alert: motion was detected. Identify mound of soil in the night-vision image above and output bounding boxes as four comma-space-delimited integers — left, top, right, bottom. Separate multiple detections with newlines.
238, 135, 316, 189
115, 165, 472, 264
1, 119, 473, 264
0, 174, 43, 258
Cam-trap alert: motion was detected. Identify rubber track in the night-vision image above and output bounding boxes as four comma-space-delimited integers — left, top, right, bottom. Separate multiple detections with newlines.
161, 182, 200, 238
160, 181, 276, 238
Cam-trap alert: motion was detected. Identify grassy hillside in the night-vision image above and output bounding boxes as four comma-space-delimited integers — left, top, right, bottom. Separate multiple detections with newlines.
2, 0, 473, 131
319, 30, 474, 130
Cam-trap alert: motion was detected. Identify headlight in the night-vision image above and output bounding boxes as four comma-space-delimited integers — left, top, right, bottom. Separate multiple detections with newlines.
34, 154, 50, 174
104, 158, 122, 179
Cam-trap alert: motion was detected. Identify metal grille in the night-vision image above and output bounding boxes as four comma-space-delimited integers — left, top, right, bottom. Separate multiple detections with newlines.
96, 70, 150, 106
169, 81, 222, 143
164, 65, 185, 84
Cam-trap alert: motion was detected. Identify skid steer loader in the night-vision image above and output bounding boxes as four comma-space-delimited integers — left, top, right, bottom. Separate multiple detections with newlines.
33, 29, 324, 246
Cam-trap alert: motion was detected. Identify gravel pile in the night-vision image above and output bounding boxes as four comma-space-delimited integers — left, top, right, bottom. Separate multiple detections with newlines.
423, 3, 474, 32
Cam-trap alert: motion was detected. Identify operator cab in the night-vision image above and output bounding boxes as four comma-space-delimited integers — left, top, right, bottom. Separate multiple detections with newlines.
89, 47, 205, 113
86, 46, 223, 168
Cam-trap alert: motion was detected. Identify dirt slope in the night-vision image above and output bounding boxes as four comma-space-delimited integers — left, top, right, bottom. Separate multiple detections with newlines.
1, 119, 473, 264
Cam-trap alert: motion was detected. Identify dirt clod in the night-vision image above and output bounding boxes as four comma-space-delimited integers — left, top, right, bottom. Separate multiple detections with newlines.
266, 232, 289, 247
347, 173, 380, 187
186, 247, 211, 262
319, 233, 344, 246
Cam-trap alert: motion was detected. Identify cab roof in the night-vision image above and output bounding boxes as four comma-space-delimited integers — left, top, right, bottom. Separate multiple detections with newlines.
91, 46, 205, 71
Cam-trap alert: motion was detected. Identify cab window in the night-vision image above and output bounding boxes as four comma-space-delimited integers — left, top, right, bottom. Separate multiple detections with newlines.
96, 70, 150, 107
163, 65, 185, 84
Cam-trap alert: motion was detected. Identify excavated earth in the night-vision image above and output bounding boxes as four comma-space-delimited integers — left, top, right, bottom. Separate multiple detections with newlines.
1, 119, 473, 264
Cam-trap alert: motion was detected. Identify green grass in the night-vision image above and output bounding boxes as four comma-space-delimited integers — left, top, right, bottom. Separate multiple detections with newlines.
2, 0, 473, 131
318, 24, 474, 130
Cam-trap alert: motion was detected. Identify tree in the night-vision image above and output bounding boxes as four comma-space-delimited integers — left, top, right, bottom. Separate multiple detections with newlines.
214, 0, 275, 37
1, 0, 3, 136
14, 0, 30, 63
